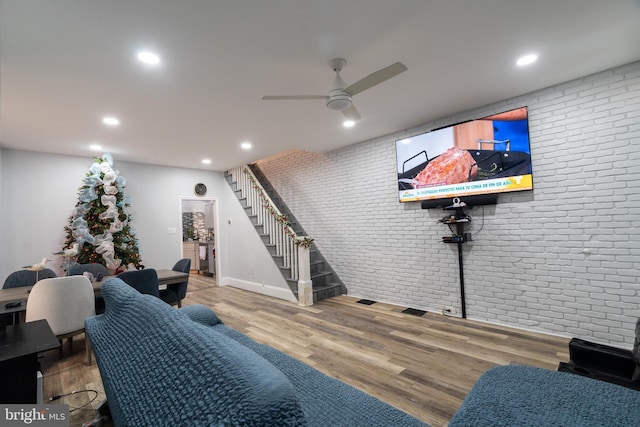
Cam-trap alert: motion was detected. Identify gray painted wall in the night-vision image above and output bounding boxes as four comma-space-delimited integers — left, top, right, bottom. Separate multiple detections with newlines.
0, 150, 289, 294
257, 61, 640, 348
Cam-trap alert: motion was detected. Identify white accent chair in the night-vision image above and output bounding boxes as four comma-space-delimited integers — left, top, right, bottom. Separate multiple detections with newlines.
26, 276, 96, 364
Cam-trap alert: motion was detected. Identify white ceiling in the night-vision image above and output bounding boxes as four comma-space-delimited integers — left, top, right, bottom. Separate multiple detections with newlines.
2, 1, 640, 172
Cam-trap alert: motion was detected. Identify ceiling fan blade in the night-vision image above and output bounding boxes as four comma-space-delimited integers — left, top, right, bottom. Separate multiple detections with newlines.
342, 105, 361, 121
261, 95, 327, 100
344, 62, 408, 96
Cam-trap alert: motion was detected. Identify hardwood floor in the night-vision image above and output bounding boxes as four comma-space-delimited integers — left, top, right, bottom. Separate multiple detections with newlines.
40, 274, 570, 426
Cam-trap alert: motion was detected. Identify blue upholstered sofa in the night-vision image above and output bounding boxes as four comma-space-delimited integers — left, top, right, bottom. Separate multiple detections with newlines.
85, 279, 429, 426
448, 365, 640, 427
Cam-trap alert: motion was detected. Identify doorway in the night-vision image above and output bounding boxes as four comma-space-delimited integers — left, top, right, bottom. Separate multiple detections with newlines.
180, 198, 219, 286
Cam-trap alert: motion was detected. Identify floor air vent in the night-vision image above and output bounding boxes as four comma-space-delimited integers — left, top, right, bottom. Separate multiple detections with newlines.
356, 299, 377, 305
402, 308, 427, 317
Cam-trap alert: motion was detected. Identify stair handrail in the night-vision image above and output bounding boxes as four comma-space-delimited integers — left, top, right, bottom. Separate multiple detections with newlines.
231, 165, 297, 248
228, 165, 314, 306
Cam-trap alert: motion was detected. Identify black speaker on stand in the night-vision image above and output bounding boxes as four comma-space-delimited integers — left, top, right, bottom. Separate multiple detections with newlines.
423, 193, 498, 318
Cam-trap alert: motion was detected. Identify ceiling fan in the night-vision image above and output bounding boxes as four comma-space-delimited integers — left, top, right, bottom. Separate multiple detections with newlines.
261, 58, 408, 122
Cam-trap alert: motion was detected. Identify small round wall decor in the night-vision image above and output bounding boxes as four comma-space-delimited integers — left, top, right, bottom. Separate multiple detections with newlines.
194, 183, 207, 196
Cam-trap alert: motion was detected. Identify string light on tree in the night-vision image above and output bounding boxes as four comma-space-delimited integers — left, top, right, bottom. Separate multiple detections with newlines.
62, 153, 143, 271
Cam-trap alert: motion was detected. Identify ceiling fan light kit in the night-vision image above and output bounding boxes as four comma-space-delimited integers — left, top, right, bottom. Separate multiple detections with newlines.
262, 58, 407, 122
326, 92, 352, 111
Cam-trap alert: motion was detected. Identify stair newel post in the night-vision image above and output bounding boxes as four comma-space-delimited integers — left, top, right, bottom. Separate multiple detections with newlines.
297, 239, 313, 306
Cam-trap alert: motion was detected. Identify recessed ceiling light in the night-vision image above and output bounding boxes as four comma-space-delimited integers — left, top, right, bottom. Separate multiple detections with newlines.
516, 54, 538, 66
90, 144, 102, 151
202, 158, 211, 165
137, 51, 161, 65
102, 116, 120, 126
241, 142, 252, 150
343, 120, 355, 128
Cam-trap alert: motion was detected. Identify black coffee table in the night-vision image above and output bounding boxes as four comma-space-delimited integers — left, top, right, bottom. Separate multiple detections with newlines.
0, 299, 26, 326
0, 319, 60, 403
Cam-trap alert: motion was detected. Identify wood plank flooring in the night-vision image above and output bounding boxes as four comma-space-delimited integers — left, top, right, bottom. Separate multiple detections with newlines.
39, 274, 570, 427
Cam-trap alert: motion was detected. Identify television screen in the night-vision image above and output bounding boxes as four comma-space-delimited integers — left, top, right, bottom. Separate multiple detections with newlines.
396, 106, 533, 203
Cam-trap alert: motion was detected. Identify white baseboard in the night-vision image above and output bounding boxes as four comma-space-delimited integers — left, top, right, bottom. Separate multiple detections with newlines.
220, 277, 297, 303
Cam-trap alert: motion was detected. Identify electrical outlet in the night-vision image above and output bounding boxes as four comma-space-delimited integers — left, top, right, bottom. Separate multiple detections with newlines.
439, 305, 450, 315
444, 306, 456, 315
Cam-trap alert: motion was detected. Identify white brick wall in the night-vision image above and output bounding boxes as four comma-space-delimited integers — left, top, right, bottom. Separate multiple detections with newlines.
256, 61, 640, 348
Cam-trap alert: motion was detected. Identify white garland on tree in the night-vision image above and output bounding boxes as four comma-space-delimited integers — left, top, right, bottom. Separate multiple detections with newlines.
69, 153, 133, 270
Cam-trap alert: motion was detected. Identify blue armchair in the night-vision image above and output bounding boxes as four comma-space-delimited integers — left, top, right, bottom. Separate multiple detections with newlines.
3, 269, 57, 288
69, 263, 109, 279
159, 259, 191, 307
116, 269, 159, 297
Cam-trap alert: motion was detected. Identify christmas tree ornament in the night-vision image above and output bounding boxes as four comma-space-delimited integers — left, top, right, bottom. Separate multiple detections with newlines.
62, 154, 143, 271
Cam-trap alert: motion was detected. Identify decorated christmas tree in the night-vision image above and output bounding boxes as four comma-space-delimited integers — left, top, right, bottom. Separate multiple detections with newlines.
62, 153, 142, 271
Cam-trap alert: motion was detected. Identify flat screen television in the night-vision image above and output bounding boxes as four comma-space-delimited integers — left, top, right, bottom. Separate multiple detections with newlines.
396, 106, 533, 203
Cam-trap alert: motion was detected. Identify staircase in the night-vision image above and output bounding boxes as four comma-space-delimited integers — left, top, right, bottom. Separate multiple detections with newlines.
225, 165, 345, 304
